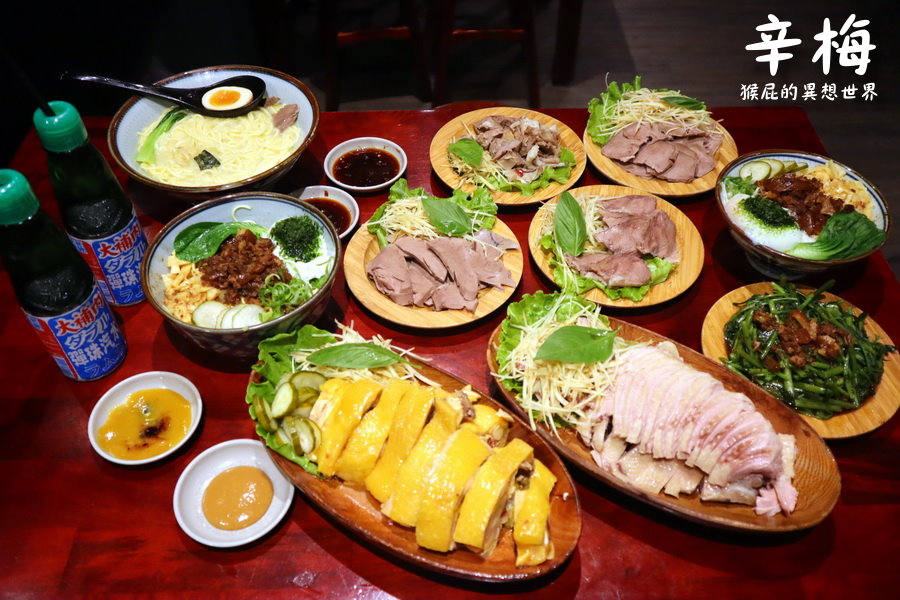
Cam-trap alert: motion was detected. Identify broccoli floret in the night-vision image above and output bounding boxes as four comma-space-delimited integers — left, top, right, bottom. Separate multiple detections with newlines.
270, 216, 322, 262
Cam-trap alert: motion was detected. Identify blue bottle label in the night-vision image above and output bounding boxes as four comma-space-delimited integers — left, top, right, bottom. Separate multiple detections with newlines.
69, 214, 148, 306
24, 285, 127, 381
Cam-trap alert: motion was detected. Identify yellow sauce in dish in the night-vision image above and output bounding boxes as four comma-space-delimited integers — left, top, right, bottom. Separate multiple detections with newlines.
202, 466, 274, 530
97, 388, 192, 461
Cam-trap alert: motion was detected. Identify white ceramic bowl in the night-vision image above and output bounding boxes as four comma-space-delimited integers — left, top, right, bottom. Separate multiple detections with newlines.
293, 184, 360, 239
108, 64, 320, 199
173, 439, 294, 548
323, 136, 407, 193
88, 371, 202, 465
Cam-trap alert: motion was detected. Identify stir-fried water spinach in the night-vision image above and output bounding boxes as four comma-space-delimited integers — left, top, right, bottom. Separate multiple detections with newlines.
723, 281, 895, 419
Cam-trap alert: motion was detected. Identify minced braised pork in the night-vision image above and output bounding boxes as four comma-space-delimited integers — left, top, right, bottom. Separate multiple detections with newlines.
197, 229, 290, 304
756, 174, 849, 236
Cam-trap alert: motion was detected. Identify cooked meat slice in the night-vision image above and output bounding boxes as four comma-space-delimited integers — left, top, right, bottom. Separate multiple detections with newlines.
427, 238, 480, 301
594, 216, 647, 256
366, 244, 413, 305
263, 96, 280, 107
430, 282, 479, 312
598, 195, 658, 217
488, 137, 522, 159
601, 126, 645, 162
393, 236, 448, 282
633, 140, 678, 174
272, 104, 299, 132
473, 229, 519, 252
406, 261, 440, 307
566, 252, 652, 287
469, 243, 515, 288
656, 148, 699, 183
615, 160, 658, 179
642, 210, 679, 262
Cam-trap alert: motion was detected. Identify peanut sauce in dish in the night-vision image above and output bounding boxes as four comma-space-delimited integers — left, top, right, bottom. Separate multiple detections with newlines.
202, 466, 274, 530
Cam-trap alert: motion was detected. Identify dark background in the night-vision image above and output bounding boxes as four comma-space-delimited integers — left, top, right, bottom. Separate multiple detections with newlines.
3, 0, 897, 272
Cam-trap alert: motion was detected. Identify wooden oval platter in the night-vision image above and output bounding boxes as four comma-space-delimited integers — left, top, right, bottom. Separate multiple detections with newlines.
583, 123, 738, 197
344, 219, 524, 328
254, 361, 582, 582
701, 282, 900, 439
527, 185, 704, 308
486, 321, 841, 532
430, 107, 586, 206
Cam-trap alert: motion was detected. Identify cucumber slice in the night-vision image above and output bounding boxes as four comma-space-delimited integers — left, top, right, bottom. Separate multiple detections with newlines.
286, 416, 318, 455
192, 300, 227, 328
291, 404, 312, 418
216, 305, 240, 329
252, 395, 278, 432
760, 158, 785, 178
294, 386, 320, 407
271, 382, 298, 418
275, 427, 290, 446
784, 161, 808, 173
230, 304, 265, 329
739, 161, 771, 182
290, 371, 327, 391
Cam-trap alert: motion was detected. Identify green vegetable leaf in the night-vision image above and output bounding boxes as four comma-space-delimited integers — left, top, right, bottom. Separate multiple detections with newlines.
448, 138, 484, 167
175, 221, 267, 262
554, 191, 587, 257
173, 222, 218, 255
421, 195, 473, 237
789, 211, 885, 260
662, 95, 706, 111
722, 175, 758, 198
586, 76, 643, 145
534, 325, 616, 363
306, 343, 406, 368
136, 108, 187, 163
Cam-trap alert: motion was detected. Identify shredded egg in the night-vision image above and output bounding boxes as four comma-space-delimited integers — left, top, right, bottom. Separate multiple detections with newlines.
201, 86, 254, 111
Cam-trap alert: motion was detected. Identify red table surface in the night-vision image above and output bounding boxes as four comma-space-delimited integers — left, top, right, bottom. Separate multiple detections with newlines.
1, 104, 898, 600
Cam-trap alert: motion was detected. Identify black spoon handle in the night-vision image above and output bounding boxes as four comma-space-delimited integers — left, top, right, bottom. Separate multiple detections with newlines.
64, 72, 193, 104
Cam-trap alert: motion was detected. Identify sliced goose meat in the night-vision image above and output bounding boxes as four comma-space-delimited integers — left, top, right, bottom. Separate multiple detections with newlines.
393, 236, 448, 282
366, 244, 413, 305
427, 238, 481, 301
565, 252, 652, 287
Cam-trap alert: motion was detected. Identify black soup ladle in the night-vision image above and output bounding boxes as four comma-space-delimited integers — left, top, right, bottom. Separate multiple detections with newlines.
65, 72, 268, 118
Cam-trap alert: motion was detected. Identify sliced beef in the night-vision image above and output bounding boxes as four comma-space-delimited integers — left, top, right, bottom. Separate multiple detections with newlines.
603, 120, 721, 183
272, 103, 299, 132
633, 140, 678, 174
366, 244, 413, 305
566, 252, 652, 287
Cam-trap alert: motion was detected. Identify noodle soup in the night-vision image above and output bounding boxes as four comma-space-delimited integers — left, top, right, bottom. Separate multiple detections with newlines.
136, 102, 301, 187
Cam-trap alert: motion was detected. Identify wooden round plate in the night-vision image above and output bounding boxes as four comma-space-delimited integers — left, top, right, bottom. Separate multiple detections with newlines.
344, 220, 524, 328
256, 361, 582, 582
487, 321, 841, 532
527, 185, 704, 308
429, 107, 586, 206
583, 123, 738, 197
701, 282, 900, 439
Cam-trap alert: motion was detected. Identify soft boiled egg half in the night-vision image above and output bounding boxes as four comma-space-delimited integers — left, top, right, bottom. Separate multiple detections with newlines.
201, 86, 255, 111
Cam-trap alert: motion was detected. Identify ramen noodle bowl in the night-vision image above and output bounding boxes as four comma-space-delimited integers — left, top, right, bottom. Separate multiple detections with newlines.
137, 104, 301, 187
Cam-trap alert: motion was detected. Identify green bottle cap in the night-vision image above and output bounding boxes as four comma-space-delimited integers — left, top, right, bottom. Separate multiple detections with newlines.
33, 100, 88, 152
0, 170, 40, 225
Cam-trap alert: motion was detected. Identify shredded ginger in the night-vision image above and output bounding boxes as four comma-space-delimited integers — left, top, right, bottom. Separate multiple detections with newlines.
595, 87, 716, 142
495, 294, 640, 437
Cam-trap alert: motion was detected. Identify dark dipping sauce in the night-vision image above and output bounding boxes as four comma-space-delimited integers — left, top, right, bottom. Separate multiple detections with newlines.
333, 148, 399, 188
307, 197, 352, 234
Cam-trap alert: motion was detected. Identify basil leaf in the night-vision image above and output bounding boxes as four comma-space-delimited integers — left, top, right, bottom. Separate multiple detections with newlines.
554, 191, 586, 256
448, 138, 484, 167
662, 95, 706, 111
535, 325, 616, 363
306, 343, 406, 369
421, 196, 473, 237
175, 221, 266, 262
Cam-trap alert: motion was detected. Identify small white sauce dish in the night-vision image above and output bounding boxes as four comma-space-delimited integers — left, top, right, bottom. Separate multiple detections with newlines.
323, 136, 407, 193
173, 439, 294, 548
87, 371, 202, 466
293, 184, 360, 239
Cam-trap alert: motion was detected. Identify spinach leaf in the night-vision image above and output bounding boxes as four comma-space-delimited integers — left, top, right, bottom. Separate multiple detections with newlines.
662, 95, 707, 111
136, 108, 187, 163
448, 138, 484, 167
534, 325, 617, 363
554, 191, 587, 257
306, 343, 406, 369
421, 195, 473, 237
175, 221, 267, 262
173, 222, 218, 255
